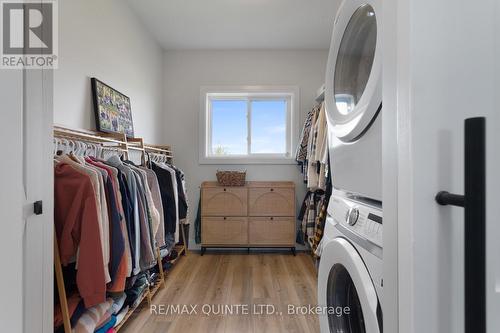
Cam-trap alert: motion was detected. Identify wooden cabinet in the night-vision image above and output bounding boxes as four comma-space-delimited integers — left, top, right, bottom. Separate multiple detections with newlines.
201, 186, 247, 216
248, 187, 295, 216
202, 217, 248, 245
248, 217, 295, 245
201, 181, 296, 254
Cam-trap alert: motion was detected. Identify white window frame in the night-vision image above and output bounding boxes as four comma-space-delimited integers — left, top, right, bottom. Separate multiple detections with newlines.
199, 86, 299, 165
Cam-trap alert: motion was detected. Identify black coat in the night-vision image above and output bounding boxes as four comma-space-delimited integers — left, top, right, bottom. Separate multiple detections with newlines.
152, 163, 177, 235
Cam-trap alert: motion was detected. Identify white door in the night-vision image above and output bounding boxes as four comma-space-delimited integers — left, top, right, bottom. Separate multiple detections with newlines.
0, 63, 24, 333
0, 68, 53, 332
383, 0, 500, 332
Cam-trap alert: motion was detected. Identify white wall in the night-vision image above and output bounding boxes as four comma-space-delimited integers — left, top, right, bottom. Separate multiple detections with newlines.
54, 0, 164, 143
162, 50, 328, 249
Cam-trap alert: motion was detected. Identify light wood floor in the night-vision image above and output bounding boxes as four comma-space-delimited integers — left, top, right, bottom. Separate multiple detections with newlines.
120, 252, 319, 333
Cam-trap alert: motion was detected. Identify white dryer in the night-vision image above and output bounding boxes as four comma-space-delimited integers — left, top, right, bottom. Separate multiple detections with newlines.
325, 0, 382, 201
318, 193, 383, 333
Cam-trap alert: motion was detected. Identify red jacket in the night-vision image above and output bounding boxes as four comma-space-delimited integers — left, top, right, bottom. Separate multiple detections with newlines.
54, 162, 106, 308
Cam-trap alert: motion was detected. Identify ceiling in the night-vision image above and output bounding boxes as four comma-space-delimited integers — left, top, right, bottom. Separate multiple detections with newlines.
125, 0, 341, 50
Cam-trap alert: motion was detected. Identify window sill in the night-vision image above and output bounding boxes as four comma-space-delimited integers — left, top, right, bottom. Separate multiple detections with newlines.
199, 156, 297, 165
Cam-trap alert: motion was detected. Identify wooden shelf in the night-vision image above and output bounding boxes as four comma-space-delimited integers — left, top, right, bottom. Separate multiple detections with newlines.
168, 245, 186, 266
149, 276, 165, 298
53, 125, 172, 158
114, 288, 150, 332
114, 242, 188, 331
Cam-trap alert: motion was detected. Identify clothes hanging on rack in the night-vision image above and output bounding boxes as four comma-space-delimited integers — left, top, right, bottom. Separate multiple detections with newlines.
106, 155, 142, 276
151, 163, 177, 236
54, 160, 108, 307
295, 103, 320, 169
296, 102, 328, 190
296, 162, 332, 252
141, 167, 166, 248
298, 191, 320, 244
151, 161, 189, 245
159, 163, 180, 243
306, 102, 328, 191
169, 164, 189, 222
312, 200, 328, 257
54, 147, 189, 332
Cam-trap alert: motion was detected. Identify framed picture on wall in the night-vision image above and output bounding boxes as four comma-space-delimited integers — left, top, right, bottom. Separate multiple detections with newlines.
91, 77, 135, 138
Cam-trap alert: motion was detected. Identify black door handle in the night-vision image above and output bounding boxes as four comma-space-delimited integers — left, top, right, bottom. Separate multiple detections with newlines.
435, 117, 486, 333
34, 200, 43, 215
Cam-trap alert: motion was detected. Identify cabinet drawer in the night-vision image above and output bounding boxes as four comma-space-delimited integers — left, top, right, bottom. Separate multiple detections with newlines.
202, 217, 248, 245
248, 187, 294, 216
202, 187, 247, 216
248, 217, 295, 246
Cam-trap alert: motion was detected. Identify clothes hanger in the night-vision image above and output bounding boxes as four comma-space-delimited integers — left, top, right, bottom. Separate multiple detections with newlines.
86, 143, 93, 159
82, 142, 87, 157
53, 138, 59, 156
67, 139, 73, 155
60, 138, 70, 155
73, 141, 80, 156
79, 142, 86, 157
92, 143, 99, 158
70, 140, 76, 155
78, 141, 85, 156
87, 143, 94, 157
102, 147, 110, 159
84, 142, 90, 157
68, 140, 82, 162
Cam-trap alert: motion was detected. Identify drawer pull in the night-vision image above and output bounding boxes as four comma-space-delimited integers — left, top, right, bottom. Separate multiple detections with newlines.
270, 188, 274, 192
223, 217, 227, 220
223, 188, 227, 192
270, 217, 274, 221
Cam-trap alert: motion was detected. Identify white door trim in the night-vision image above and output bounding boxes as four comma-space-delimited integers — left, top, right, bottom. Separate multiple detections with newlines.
382, 0, 412, 331
0, 63, 24, 333
22, 67, 54, 333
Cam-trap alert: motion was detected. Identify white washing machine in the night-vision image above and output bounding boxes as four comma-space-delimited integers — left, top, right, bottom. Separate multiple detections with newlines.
318, 193, 383, 333
325, 0, 382, 201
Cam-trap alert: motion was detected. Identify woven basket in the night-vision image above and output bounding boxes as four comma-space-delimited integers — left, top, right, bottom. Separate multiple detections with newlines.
216, 170, 246, 186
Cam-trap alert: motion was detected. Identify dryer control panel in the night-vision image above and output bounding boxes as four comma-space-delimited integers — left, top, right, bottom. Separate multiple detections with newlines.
329, 193, 383, 248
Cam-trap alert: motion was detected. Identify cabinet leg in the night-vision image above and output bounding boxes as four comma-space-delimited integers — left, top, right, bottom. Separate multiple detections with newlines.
291, 247, 296, 256
201, 247, 206, 256
247, 247, 250, 255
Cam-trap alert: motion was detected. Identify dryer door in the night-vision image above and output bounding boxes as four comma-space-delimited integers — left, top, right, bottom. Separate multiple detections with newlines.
325, 0, 381, 142
318, 237, 381, 333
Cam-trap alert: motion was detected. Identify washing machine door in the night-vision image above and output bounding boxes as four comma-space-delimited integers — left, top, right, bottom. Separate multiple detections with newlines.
318, 237, 380, 333
325, 0, 381, 142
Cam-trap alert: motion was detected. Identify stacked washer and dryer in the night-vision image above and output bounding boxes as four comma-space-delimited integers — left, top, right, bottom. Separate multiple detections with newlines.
318, 0, 383, 332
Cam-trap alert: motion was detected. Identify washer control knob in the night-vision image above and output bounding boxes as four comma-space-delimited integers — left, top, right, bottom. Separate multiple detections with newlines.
347, 207, 360, 226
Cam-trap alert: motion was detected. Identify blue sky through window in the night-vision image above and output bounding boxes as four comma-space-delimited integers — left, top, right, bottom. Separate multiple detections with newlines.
211, 100, 247, 155
210, 99, 287, 156
251, 100, 287, 153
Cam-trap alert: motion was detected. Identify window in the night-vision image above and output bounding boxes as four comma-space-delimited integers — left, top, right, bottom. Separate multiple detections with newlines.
200, 86, 299, 164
